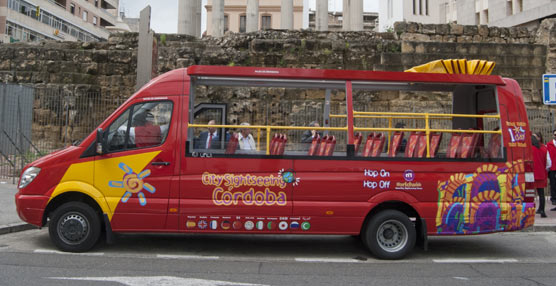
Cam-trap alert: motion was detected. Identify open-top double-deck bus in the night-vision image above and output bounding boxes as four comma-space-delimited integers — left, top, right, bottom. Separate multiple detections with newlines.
16, 61, 535, 259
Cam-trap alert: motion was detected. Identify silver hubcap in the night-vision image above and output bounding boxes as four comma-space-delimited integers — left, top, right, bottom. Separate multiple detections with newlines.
376, 219, 408, 253
58, 212, 89, 245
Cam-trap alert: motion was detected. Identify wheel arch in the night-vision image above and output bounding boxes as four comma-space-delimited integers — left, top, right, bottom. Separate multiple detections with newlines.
43, 181, 112, 226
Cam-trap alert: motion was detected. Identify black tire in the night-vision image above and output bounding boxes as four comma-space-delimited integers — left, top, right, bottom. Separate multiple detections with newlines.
48, 202, 101, 252
362, 210, 416, 260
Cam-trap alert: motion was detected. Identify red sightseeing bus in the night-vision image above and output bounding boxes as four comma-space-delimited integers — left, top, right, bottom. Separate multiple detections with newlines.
15, 62, 535, 259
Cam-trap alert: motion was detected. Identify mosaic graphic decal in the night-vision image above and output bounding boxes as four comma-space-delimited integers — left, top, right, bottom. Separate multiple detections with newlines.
108, 162, 156, 206
436, 160, 535, 234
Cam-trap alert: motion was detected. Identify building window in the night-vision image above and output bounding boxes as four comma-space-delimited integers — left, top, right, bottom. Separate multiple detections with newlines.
425, 0, 429, 16
413, 0, 416, 15
240, 15, 246, 33
224, 14, 229, 32
517, 0, 523, 12
261, 15, 271, 30
95, 0, 98, 7
93, 16, 97, 25
83, 10, 88, 21
506, 0, 513, 15
475, 12, 480, 24
70, 3, 75, 14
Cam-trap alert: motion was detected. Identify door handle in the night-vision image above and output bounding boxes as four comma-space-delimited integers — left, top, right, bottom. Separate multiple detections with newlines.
151, 161, 170, 166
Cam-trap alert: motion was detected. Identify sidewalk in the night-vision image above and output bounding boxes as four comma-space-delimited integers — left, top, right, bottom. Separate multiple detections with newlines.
1, 181, 555, 234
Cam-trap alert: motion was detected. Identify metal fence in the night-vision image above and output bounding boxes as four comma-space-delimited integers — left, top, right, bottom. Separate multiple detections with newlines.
0, 85, 122, 183
1, 83, 555, 183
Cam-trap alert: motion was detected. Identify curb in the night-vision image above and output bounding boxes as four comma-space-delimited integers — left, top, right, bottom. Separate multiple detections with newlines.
0, 223, 38, 235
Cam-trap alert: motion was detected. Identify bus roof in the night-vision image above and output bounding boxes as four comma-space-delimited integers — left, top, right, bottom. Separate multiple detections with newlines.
186, 65, 506, 86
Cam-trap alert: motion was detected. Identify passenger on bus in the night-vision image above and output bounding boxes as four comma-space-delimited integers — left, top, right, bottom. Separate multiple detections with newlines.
301, 121, 322, 150
301, 121, 322, 144
238, 122, 256, 150
194, 120, 226, 149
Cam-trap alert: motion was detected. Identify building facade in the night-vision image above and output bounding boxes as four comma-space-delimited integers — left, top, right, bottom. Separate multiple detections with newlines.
379, 0, 555, 32
205, 0, 304, 36
379, 0, 443, 32
455, 0, 556, 29
308, 10, 378, 31
0, 0, 120, 43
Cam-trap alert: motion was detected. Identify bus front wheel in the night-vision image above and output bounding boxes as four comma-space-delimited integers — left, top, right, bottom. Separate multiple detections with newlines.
363, 210, 416, 260
48, 202, 101, 252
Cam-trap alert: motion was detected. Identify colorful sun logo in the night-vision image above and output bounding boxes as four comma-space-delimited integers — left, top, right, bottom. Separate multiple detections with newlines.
108, 162, 156, 206
278, 169, 300, 186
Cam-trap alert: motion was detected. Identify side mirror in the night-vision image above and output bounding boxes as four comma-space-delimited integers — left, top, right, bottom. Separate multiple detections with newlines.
96, 128, 106, 155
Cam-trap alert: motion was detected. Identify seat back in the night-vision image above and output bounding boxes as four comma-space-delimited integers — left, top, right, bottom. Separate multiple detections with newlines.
447, 133, 462, 158
277, 134, 287, 155
353, 132, 363, 155
487, 133, 501, 159
459, 131, 479, 159
225, 133, 239, 154
307, 134, 321, 156
325, 136, 336, 156
388, 132, 404, 157
429, 132, 443, 158
362, 133, 375, 157
317, 136, 329, 156
370, 133, 385, 157
415, 132, 428, 158
269, 133, 280, 155
405, 132, 420, 158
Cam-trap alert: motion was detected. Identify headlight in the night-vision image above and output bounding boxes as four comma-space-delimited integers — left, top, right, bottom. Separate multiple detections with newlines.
19, 167, 41, 189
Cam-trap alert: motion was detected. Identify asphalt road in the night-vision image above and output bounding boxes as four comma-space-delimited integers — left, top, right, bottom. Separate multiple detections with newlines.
0, 229, 555, 286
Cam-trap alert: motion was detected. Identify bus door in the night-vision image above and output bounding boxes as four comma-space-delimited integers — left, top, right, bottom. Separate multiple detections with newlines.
94, 98, 178, 231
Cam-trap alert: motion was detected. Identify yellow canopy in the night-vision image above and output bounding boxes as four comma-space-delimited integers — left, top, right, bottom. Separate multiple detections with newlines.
404, 59, 495, 75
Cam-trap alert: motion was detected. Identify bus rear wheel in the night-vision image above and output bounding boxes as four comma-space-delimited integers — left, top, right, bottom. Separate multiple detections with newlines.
363, 210, 416, 260
48, 202, 101, 252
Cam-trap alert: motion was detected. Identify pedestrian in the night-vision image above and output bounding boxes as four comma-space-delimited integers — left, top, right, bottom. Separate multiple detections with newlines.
546, 129, 556, 210
532, 133, 550, 217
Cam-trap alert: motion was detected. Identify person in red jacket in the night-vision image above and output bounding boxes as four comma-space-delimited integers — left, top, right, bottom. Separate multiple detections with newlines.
546, 129, 556, 210
533, 133, 550, 217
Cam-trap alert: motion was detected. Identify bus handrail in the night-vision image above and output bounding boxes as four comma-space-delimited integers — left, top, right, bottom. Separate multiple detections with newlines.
188, 122, 502, 156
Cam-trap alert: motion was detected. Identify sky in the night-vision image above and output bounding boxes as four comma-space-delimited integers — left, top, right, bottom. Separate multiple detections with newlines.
120, 0, 378, 34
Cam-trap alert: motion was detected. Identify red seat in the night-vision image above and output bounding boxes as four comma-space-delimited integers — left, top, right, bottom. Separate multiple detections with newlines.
487, 133, 501, 159
362, 133, 375, 157
415, 132, 428, 158
405, 132, 420, 158
459, 130, 479, 159
429, 132, 443, 158
317, 136, 329, 156
225, 133, 239, 154
307, 134, 321, 156
353, 132, 363, 155
388, 132, 404, 157
269, 133, 280, 155
447, 133, 462, 158
370, 133, 385, 157
277, 134, 287, 155
325, 136, 336, 156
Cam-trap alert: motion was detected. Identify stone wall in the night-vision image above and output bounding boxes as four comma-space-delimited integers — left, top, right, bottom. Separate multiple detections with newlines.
0, 19, 555, 137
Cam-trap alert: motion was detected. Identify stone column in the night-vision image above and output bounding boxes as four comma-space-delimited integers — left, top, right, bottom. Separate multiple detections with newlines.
246, 0, 259, 32
349, 0, 363, 31
177, 0, 201, 37
211, 0, 224, 37
136, 6, 154, 90
281, 0, 293, 30
342, 0, 350, 31
316, 0, 328, 31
